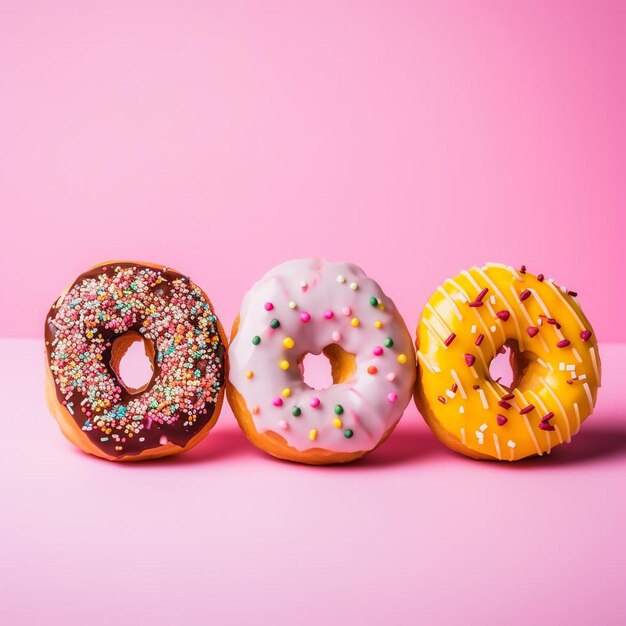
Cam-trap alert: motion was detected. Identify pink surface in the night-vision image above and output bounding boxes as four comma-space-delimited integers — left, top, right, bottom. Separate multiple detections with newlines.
2, 339, 626, 625
1, 1, 624, 340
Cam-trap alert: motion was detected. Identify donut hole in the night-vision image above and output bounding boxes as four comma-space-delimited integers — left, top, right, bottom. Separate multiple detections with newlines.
489, 339, 532, 391
110, 331, 155, 394
300, 344, 357, 390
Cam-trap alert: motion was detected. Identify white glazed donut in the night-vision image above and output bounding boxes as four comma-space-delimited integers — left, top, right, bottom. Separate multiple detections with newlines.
227, 258, 416, 464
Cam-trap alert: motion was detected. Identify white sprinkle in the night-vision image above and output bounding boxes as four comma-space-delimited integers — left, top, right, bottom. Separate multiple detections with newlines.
478, 389, 489, 409
490, 325, 497, 333
349, 281, 358, 290
159, 435, 168, 445
446, 390, 456, 399
139, 437, 145, 442
460, 427, 467, 444
288, 301, 297, 309
566, 364, 575, 371
578, 374, 587, 381
475, 431, 485, 443
459, 406, 465, 414
570, 371, 577, 379
67, 402, 74, 415
538, 318, 543, 326
479, 423, 488, 432
507, 440, 516, 449
559, 362, 565, 371
490, 295, 496, 305
279, 420, 288, 430
336, 275, 346, 284
471, 324, 477, 334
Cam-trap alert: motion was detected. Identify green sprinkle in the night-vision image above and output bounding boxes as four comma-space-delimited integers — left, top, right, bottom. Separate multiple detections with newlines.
334, 404, 344, 415
344, 429, 354, 439
292, 406, 302, 417
384, 337, 394, 348
270, 319, 280, 329
369, 296, 379, 307
252, 335, 261, 345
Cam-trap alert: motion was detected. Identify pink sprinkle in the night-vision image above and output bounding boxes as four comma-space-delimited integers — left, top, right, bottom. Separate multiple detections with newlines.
519, 289, 531, 301
475, 333, 484, 346
332, 331, 342, 342
272, 397, 283, 407
342, 306, 351, 316
468, 301, 484, 308
496, 414, 508, 426
373, 346, 384, 356
300, 312, 311, 323
520, 404, 535, 415
556, 339, 571, 348
386, 372, 396, 382
539, 422, 555, 431
278, 420, 288, 430
464, 354, 475, 367
580, 329, 592, 341
159, 435, 168, 445
387, 392, 398, 403
264, 302, 274, 311
444, 333, 456, 347
526, 326, 539, 337
323, 309, 334, 319
496, 310, 510, 321
310, 397, 320, 408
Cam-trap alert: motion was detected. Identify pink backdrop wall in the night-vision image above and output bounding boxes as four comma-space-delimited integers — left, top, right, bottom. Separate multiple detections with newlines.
1, 0, 623, 340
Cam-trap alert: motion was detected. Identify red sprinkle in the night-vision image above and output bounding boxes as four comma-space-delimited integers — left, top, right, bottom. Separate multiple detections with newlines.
444, 333, 456, 347
496, 310, 510, 321
566, 379, 574, 385
497, 414, 508, 426
546, 317, 558, 325
472, 384, 480, 390
367, 366, 378, 375
519, 289, 531, 301
475, 333, 484, 346
580, 330, 592, 341
451, 383, 458, 393
464, 354, 476, 367
498, 400, 512, 410
476, 287, 489, 302
537, 274, 544, 282
501, 393, 515, 401
567, 290, 578, 297
468, 301, 484, 308
520, 404, 535, 415
539, 422, 555, 431
438, 396, 447, 404
526, 326, 539, 337
520, 265, 527, 274
541, 412, 555, 423
557, 339, 571, 348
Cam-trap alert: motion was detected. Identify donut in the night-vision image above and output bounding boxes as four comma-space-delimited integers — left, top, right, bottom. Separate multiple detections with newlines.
227, 259, 417, 464
414, 262, 601, 461
44, 261, 227, 462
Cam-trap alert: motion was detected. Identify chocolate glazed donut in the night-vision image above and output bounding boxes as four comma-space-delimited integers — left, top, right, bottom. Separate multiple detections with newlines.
44, 261, 227, 461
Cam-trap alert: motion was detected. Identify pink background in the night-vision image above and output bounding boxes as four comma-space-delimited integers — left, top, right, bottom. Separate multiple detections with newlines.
2, 3, 625, 625
0, 0, 624, 340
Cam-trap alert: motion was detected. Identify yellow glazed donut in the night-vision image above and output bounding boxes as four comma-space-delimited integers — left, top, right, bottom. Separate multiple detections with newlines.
414, 263, 601, 461
44, 261, 227, 462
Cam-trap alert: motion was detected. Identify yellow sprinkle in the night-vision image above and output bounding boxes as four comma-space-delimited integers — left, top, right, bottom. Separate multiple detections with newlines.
309, 428, 318, 441
281, 387, 292, 398
378, 303, 385, 311
351, 317, 360, 327
245, 371, 254, 379
283, 337, 295, 349
279, 359, 290, 370
397, 353, 407, 364
333, 418, 343, 428
374, 320, 383, 329
252, 406, 260, 415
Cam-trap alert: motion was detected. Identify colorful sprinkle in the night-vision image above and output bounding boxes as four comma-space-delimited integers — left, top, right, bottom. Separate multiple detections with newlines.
368, 366, 378, 375
350, 282, 358, 290
464, 354, 476, 367
475, 334, 484, 346
283, 337, 295, 349
309, 428, 318, 441
444, 333, 456, 346
245, 371, 254, 379
520, 404, 535, 415
292, 406, 302, 417
336, 275, 346, 284
310, 397, 320, 408
300, 312, 311, 323
278, 420, 288, 430
252, 335, 261, 345
334, 404, 344, 415
519, 289, 531, 301
369, 296, 379, 307
386, 372, 396, 382
374, 320, 383, 329
323, 309, 334, 319
272, 397, 283, 407
351, 317, 360, 327
384, 337, 394, 348
344, 429, 353, 438
279, 359, 290, 370
557, 339, 571, 348
281, 387, 292, 398
333, 418, 343, 428
264, 302, 274, 311
387, 392, 398, 403
397, 354, 407, 364
526, 326, 539, 337
580, 330, 592, 341
270, 319, 280, 329
496, 414, 508, 426
496, 310, 510, 321
373, 346, 384, 356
